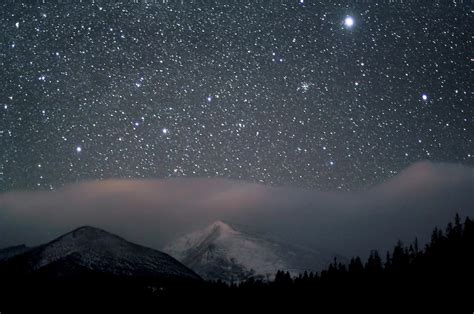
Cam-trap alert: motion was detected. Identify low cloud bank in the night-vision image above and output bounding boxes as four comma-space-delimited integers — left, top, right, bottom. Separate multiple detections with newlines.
1, 161, 473, 258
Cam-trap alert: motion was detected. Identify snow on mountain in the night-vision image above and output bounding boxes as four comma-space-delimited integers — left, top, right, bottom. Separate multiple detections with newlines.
1, 226, 201, 281
164, 221, 341, 282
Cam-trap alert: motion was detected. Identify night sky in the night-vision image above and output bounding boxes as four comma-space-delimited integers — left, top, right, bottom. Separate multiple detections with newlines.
1, 0, 472, 193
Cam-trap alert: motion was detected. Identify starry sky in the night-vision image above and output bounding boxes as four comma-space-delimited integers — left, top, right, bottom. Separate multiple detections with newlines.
0, 0, 472, 193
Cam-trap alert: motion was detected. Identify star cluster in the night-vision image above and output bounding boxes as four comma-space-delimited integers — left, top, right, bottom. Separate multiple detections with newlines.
1, 1, 472, 192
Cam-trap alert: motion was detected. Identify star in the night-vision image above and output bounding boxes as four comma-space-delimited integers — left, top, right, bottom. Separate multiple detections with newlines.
344, 16, 354, 28
0, 1, 471, 193
298, 82, 311, 93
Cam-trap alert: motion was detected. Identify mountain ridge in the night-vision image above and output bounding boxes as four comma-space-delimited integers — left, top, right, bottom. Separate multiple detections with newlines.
0, 225, 201, 281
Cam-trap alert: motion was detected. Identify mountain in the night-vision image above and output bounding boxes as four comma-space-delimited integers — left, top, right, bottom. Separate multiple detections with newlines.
0, 244, 30, 262
0, 226, 201, 281
164, 221, 341, 282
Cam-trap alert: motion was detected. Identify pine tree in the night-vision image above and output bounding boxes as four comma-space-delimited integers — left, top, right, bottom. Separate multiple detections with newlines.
365, 250, 383, 274
348, 257, 364, 274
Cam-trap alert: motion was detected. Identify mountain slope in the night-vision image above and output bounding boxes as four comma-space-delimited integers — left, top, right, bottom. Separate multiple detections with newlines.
164, 221, 341, 282
0, 245, 30, 262
0, 226, 201, 281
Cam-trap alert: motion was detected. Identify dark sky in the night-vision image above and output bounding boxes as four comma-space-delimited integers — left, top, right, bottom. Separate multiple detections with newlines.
1, 0, 472, 192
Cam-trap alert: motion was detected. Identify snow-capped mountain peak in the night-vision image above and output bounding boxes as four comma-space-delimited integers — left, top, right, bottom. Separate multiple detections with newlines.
168, 220, 236, 260
208, 220, 237, 236
164, 221, 341, 282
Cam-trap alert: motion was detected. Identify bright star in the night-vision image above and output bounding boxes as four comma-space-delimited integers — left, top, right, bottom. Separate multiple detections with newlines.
422, 94, 428, 101
76, 146, 82, 153
298, 82, 312, 93
162, 128, 169, 134
344, 16, 354, 28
